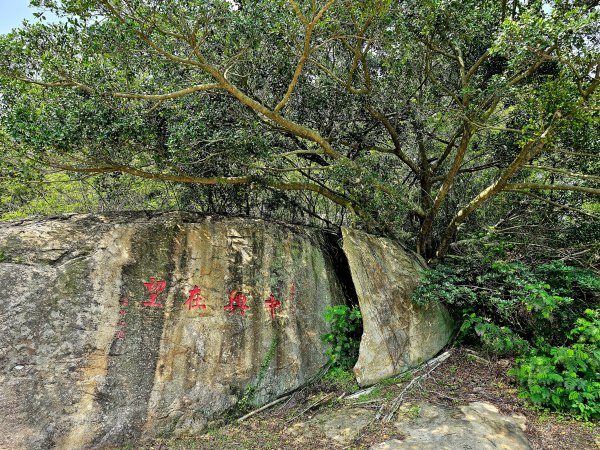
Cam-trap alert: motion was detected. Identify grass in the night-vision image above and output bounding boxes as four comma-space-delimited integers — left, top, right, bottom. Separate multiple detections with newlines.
358, 387, 382, 402
403, 405, 421, 419
321, 368, 360, 393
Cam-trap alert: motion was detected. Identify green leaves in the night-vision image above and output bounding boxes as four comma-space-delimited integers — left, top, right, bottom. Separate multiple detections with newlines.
321, 305, 362, 371
416, 253, 600, 419
412, 253, 600, 351
0, 0, 598, 260
511, 313, 600, 420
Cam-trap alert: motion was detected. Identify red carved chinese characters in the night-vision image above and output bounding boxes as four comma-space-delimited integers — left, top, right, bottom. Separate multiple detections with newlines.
224, 290, 249, 316
115, 297, 129, 339
264, 294, 281, 320
143, 277, 166, 308
185, 285, 206, 310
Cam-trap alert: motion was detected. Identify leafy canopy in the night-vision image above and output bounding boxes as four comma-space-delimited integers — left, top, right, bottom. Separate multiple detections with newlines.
1, 0, 598, 260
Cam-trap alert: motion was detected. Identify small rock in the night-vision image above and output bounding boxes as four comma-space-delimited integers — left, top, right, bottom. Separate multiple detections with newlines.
288, 407, 375, 445
314, 408, 375, 444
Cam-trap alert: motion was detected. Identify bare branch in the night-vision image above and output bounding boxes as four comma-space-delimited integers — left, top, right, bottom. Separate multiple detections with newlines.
504, 183, 600, 196
524, 165, 600, 182
503, 189, 600, 220
432, 160, 500, 182
275, 0, 336, 112
10, 76, 221, 101
434, 114, 561, 259
465, 50, 490, 81
288, 0, 310, 26
550, 148, 599, 158
46, 162, 253, 185
367, 106, 421, 174
432, 128, 462, 169
113, 83, 221, 100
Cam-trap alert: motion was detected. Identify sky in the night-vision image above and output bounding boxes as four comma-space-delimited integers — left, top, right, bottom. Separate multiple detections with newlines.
0, 0, 56, 34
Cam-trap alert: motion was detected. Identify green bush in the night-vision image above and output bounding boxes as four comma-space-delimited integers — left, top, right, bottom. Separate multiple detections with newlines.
321, 305, 362, 370
413, 256, 600, 419
459, 313, 530, 356
412, 257, 598, 349
510, 310, 600, 421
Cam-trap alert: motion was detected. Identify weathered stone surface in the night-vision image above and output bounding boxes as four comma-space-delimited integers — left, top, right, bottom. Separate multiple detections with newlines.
310, 407, 374, 444
341, 228, 454, 386
370, 401, 530, 450
0, 212, 344, 449
286, 405, 375, 446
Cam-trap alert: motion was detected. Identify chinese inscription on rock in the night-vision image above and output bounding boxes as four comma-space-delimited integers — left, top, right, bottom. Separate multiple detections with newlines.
224, 290, 250, 316
185, 285, 206, 310
143, 277, 166, 308
264, 294, 281, 320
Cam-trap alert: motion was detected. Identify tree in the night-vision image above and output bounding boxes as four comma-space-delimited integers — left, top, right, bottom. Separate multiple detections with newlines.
1, 0, 598, 260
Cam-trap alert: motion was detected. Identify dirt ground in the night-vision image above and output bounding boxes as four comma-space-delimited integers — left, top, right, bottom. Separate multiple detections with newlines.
128, 348, 598, 450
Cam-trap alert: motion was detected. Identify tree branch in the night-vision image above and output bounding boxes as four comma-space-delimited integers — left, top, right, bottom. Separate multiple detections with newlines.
503, 188, 600, 220
504, 183, 600, 196
275, 0, 336, 112
367, 106, 421, 175
524, 165, 600, 182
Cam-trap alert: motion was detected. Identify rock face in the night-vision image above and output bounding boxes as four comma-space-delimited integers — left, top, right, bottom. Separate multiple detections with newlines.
0, 212, 344, 449
287, 406, 375, 446
341, 228, 454, 386
371, 401, 530, 450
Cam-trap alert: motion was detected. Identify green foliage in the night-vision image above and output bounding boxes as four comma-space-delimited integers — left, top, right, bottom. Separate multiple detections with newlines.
569, 309, 600, 345
510, 310, 600, 421
0, 0, 598, 257
321, 305, 362, 371
321, 367, 359, 393
459, 313, 530, 356
415, 254, 600, 419
536, 262, 600, 297
413, 257, 598, 350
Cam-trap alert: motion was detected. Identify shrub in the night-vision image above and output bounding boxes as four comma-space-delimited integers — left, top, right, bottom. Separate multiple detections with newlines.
321, 305, 362, 370
510, 310, 600, 421
460, 313, 530, 356
412, 249, 600, 420
412, 256, 598, 349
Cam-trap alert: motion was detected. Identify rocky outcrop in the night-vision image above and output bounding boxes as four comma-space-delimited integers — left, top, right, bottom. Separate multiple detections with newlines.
286, 400, 529, 450
371, 401, 530, 450
0, 212, 344, 449
341, 228, 454, 386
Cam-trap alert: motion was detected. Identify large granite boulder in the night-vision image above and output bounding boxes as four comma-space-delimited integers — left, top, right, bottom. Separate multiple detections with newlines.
341, 228, 454, 386
0, 212, 344, 449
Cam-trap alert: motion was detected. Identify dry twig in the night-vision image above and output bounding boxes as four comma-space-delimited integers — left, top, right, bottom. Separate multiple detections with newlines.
237, 394, 291, 423
376, 351, 452, 422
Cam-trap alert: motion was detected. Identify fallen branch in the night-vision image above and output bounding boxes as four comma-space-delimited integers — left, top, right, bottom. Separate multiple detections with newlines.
377, 351, 452, 422
352, 399, 383, 406
237, 394, 291, 423
465, 349, 492, 365
346, 386, 377, 400
286, 392, 336, 423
